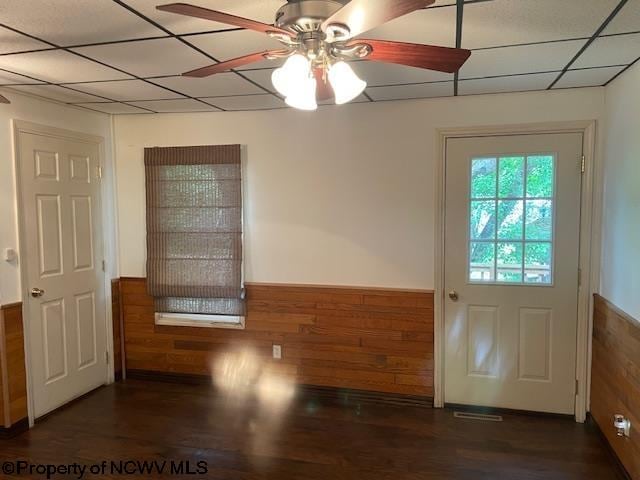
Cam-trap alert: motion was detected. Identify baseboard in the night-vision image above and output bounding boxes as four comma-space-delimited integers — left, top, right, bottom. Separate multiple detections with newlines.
0, 417, 29, 439
587, 414, 633, 480
126, 369, 211, 385
444, 402, 575, 420
126, 369, 433, 408
300, 384, 433, 408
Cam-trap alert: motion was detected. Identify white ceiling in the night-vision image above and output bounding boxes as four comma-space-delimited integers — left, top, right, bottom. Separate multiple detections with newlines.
0, 0, 637, 114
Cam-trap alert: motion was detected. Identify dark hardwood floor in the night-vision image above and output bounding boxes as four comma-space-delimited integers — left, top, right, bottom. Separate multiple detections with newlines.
0, 380, 621, 479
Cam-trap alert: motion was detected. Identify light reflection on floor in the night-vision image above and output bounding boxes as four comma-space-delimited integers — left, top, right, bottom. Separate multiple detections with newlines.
210, 345, 296, 466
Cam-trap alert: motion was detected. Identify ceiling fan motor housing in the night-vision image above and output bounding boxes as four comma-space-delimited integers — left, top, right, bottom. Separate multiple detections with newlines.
276, 0, 344, 33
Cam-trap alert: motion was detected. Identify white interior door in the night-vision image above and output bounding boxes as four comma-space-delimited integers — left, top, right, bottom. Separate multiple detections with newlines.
443, 132, 583, 415
18, 129, 107, 418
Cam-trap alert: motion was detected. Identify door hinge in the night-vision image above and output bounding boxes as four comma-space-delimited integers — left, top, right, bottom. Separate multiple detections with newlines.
575, 379, 579, 395
101, 260, 106, 272
580, 155, 585, 174
105, 351, 110, 365
96, 165, 103, 180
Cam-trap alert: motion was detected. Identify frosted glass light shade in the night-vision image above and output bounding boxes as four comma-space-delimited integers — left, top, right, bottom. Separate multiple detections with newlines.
328, 61, 367, 105
271, 54, 311, 97
285, 75, 318, 111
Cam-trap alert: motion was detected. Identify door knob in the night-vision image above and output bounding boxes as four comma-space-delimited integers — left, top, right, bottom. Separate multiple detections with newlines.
30, 287, 45, 298
448, 290, 459, 301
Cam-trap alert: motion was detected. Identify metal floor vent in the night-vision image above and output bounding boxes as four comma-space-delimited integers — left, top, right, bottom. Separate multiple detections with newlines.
453, 411, 503, 422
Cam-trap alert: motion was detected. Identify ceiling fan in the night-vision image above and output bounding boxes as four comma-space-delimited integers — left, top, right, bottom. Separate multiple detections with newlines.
0, 94, 9, 104
157, 0, 471, 110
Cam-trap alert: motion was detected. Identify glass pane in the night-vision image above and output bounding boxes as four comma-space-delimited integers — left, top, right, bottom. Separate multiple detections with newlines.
497, 200, 523, 240
526, 155, 554, 198
471, 158, 497, 198
470, 242, 495, 281
525, 200, 553, 240
525, 243, 552, 284
470, 200, 496, 240
497, 242, 523, 282
498, 157, 524, 198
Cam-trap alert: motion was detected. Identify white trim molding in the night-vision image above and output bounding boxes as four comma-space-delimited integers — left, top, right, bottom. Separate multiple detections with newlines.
434, 121, 599, 423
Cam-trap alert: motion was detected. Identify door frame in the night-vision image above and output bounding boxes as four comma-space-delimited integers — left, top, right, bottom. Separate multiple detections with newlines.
433, 121, 599, 422
12, 120, 114, 426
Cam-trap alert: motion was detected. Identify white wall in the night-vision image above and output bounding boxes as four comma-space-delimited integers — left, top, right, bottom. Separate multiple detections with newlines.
114, 88, 604, 290
601, 63, 640, 321
0, 89, 115, 305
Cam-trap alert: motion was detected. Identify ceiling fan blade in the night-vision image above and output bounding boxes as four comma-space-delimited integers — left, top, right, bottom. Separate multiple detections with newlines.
183, 50, 287, 77
313, 68, 334, 101
157, 3, 294, 37
0, 94, 9, 104
322, 0, 435, 39
353, 39, 471, 73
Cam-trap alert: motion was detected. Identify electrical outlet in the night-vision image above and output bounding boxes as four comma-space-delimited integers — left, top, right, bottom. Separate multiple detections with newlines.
272, 344, 282, 360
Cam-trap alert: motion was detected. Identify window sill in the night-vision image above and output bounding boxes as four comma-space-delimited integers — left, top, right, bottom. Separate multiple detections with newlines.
154, 313, 245, 330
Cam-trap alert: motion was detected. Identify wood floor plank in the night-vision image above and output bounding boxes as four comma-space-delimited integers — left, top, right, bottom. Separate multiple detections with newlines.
0, 378, 618, 479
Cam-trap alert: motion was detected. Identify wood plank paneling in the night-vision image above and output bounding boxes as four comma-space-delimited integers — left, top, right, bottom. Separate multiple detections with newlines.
592, 294, 640, 479
0, 311, 4, 427
120, 278, 434, 397
0, 302, 28, 429
111, 279, 123, 380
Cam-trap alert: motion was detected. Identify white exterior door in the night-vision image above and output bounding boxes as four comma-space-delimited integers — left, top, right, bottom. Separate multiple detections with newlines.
444, 132, 583, 415
18, 129, 107, 418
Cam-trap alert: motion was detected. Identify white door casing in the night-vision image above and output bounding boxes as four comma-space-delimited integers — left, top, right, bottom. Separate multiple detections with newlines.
16, 126, 108, 418
443, 132, 583, 415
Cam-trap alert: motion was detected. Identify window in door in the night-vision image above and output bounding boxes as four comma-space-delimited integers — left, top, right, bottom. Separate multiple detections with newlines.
469, 154, 555, 284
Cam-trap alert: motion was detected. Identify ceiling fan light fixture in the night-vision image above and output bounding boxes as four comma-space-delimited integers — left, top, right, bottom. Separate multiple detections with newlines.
285, 75, 318, 111
271, 54, 311, 97
328, 61, 366, 105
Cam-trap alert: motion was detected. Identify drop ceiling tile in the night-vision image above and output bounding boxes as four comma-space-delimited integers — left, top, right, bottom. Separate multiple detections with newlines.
458, 72, 559, 95
66, 79, 183, 102
350, 61, 453, 87
128, 98, 221, 113
7, 84, 107, 103
603, 0, 640, 35
0, 69, 45, 85
367, 82, 454, 101
459, 40, 586, 79
0, 50, 131, 83
124, 0, 284, 35
553, 66, 626, 88
318, 94, 370, 106
76, 103, 150, 114
239, 68, 277, 92
0, 0, 165, 45
572, 33, 640, 68
463, 0, 618, 49
152, 73, 264, 98
0, 26, 50, 54
364, 5, 457, 47
187, 30, 285, 71
204, 94, 285, 111
72, 38, 213, 78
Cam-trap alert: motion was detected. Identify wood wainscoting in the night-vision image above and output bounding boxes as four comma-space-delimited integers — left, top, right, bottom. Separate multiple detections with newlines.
0, 302, 28, 436
119, 278, 434, 398
592, 294, 640, 479
111, 279, 123, 381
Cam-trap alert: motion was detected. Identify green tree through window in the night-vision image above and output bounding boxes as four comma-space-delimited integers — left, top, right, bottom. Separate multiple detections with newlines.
469, 155, 554, 284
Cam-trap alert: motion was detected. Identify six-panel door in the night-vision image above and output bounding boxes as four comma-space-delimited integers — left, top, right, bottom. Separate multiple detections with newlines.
19, 131, 107, 418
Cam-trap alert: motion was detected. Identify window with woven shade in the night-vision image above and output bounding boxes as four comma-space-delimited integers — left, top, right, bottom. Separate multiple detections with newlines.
144, 145, 245, 325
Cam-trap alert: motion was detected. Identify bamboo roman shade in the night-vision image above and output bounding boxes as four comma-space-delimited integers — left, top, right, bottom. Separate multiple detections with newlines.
145, 145, 244, 316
